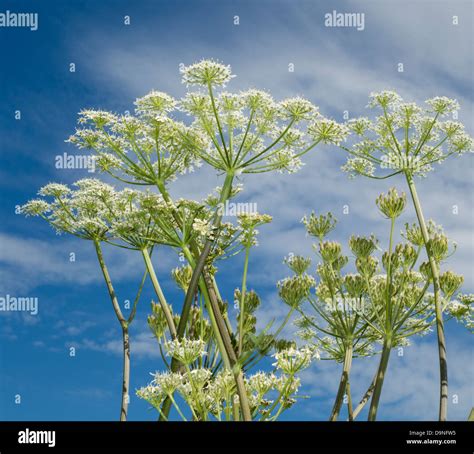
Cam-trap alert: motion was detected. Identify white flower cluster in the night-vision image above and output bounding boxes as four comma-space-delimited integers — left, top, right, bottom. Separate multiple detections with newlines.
68, 103, 204, 186
308, 118, 349, 145
137, 366, 305, 421
165, 338, 207, 365
21, 180, 187, 250
181, 60, 234, 87
341, 90, 473, 179
446, 294, 473, 332
272, 346, 319, 374
175, 61, 344, 175
134, 90, 177, 116
192, 218, 215, 240
341, 157, 375, 178
237, 212, 272, 246
21, 179, 120, 239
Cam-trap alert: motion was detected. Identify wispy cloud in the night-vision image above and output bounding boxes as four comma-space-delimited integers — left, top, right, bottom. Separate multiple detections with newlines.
70, 330, 161, 360
1, 0, 471, 421
0, 232, 177, 294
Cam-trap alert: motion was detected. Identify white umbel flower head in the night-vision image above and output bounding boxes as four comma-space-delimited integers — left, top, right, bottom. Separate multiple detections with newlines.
308, 118, 349, 145
38, 183, 71, 198
341, 157, 375, 178
425, 96, 460, 116
165, 338, 207, 365
181, 60, 234, 87
192, 218, 214, 240
367, 90, 402, 108
20, 199, 51, 217
152, 371, 183, 394
272, 346, 319, 374
134, 90, 177, 116
279, 97, 317, 121
247, 371, 277, 395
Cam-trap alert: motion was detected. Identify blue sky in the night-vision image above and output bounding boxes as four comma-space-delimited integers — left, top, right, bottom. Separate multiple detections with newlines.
0, 0, 472, 421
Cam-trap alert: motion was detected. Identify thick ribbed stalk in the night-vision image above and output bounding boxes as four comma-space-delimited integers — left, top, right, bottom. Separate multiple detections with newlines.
159, 173, 252, 420
158, 281, 225, 419
329, 345, 353, 421
141, 248, 177, 339
203, 270, 252, 421
238, 246, 250, 356
120, 326, 130, 421
346, 379, 354, 421
93, 240, 129, 421
405, 173, 448, 421
179, 172, 252, 420
368, 338, 392, 421
159, 253, 240, 420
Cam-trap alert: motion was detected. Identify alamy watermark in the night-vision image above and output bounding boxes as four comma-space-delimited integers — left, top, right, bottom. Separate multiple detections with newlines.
18, 429, 55, 448
0, 295, 39, 315
324, 10, 365, 31
218, 200, 258, 217
0, 11, 38, 31
325, 297, 370, 315
55, 152, 96, 173
381, 154, 423, 172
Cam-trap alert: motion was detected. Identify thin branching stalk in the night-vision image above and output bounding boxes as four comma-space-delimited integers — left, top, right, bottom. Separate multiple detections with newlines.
351, 372, 377, 420
120, 326, 131, 421
93, 240, 128, 421
141, 247, 177, 338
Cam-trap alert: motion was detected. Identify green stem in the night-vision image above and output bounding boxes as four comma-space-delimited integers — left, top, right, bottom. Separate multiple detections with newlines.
171, 172, 234, 347
202, 270, 252, 421
329, 344, 353, 421
157, 173, 252, 420
346, 379, 354, 421
141, 248, 177, 339
160, 248, 231, 420
238, 245, 250, 356
386, 217, 395, 330
168, 393, 188, 421
405, 173, 448, 421
352, 372, 377, 420
93, 240, 129, 421
120, 326, 130, 422
368, 338, 392, 421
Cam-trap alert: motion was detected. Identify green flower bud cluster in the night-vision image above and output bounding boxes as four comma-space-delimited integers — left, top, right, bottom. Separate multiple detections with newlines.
284, 255, 312, 275
301, 212, 336, 240
277, 274, 316, 308
430, 233, 449, 262
171, 265, 193, 293
439, 271, 463, 298
318, 240, 343, 263
376, 188, 406, 219
349, 235, 378, 258
343, 274, 367, 298
355, 256, 379, 279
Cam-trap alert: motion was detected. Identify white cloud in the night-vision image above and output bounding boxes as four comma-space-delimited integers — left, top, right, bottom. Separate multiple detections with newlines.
71, 329, 161, 360
0, 232, 177, 294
